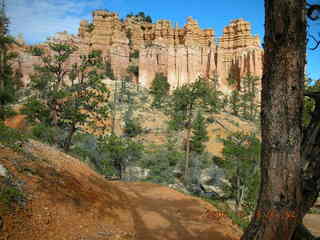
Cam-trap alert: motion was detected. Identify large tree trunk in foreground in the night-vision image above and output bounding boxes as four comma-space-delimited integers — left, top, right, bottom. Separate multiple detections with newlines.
292, 92, 320, 240
241, 0, 307, 239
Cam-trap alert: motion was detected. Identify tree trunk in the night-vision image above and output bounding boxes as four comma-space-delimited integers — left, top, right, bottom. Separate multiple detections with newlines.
184, 126, 191, 182
293, 223, 320, 240
241, 0, 306, 239
236, 158, 241, 213
111, 80, 118, 135
63, 124, 76, 152
291, 92, 320, 240
184, 105, 193, 183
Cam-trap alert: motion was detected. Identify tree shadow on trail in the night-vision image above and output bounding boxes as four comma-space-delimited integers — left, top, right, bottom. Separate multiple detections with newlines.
116, 182, 240, 240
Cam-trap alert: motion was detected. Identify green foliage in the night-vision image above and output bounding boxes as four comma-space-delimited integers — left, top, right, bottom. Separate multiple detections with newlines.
145, 15, 152, 23
221, 95, 229, 112
239, 75, 260, 121
227, 77, 238, 86
126, 12, 152, 23
31, 123, 62, 145
128, 65, 139, 77
0, 7, 9, 36
0, 182, 25, 211
150, 72, 170, 108
104, 60, 115, 80
227, 75, 260, 121
22, 43, 110, 151
86, 23, 95, 33
140, 139, 184, 184
118, 76, 132, 103
168, 77, 221, 181
123, 105, 143, 138
70, 133, 97, 159
126, 29, 133, 47
206, 199, 250, 230
219, 131, 261, 213
168, 77, 220, 131
229, 90, 241, 116
304, 96, 315, 126
0, 122, 27, 151
21, 96, 51, 124
304, 78, 320, 126
29, 46, 44, 56
184, 151, 212, 186
0, 10, 21, 120
98, 134, 144, 179
190, 111, 209, 154
0, 104, 15, 120
130, 50, 139, 59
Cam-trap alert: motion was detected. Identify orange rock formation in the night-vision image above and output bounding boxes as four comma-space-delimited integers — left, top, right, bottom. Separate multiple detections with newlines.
17, 10, 263, 94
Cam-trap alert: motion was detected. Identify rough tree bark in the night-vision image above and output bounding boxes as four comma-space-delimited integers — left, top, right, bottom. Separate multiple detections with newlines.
241, 0, 307, 239
292, 91, 320, 240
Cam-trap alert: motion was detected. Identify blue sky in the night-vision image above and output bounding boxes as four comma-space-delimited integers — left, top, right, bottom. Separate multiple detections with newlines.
6, 0, 320, 80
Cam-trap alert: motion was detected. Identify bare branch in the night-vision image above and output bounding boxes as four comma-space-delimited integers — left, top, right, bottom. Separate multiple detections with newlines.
307, 4, 320, 20
309, 34, 320, 50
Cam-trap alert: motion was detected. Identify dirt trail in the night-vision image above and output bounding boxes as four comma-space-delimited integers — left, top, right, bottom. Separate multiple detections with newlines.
0, 141, 242, 240
112, 181, 242, 240
304, 214, 320, 237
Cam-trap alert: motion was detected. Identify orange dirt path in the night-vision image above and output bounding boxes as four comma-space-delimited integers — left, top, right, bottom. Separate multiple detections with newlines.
0, 141, 242, 240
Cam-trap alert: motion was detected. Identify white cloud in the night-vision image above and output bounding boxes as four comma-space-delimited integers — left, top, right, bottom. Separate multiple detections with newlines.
6, 0, 105, 44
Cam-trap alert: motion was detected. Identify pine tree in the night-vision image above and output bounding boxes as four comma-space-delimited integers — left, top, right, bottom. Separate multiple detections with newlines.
23, 43, 110, 151
150, 72, 170, 108
169, 77, 220, 181
229, 90, 240, 116
239, 75, 259, 121
242, 0, 306, 238
0, 1, 21, 120
220, 132, 260, 214
190, 111, 209, 154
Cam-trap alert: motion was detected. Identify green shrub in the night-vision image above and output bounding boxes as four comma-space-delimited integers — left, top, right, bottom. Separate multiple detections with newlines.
87, 23, 95, 33
0, 185, 24, 207
29, 46, 44, 56
0, 122, 27, 151
98, 135, 144, 179
0, 177, 26, 213
130, 50, 139, 59
150, 72, 170, 108
140, 142, 184, 184
128, 65, 139, 77
31, 123, 63, 145
21, 97, 51, 125
206, 199, 250, 230
0, 105, 16, 120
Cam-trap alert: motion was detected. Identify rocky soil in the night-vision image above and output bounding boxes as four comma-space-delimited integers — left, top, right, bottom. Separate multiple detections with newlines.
0, 140, 242, 240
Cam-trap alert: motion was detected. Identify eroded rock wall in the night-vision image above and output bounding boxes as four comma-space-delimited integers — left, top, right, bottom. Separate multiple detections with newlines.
16, 10, 263, 94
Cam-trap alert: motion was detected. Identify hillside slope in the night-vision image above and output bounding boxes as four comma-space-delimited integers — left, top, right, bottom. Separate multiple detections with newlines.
0, 140, 242, 240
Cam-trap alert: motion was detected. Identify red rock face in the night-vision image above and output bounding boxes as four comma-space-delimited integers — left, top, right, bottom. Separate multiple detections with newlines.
218, 19, 263, 93
16, 11, 263, 94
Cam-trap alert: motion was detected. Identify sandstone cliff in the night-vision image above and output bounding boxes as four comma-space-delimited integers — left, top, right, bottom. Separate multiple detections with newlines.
17, 10, 263, 94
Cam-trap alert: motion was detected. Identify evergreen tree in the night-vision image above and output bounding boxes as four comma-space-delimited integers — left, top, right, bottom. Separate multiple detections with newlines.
23, 43, 110, 151
220, 132, 261, 213
190, 111, 209, 154
242, 0, 306, 238
169, 77, 220, 180
123, 103, 142, 138
0, 2, 21, 120
150, 72, 170, 108
239, 75, 260, 121
98, 134, 143, 179
229, 90, 241, 116
104, 58, 115, 80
